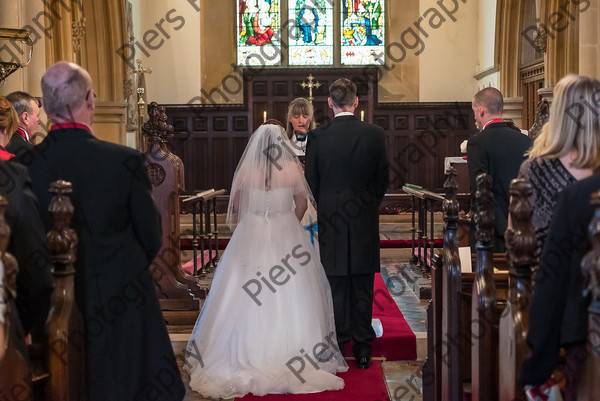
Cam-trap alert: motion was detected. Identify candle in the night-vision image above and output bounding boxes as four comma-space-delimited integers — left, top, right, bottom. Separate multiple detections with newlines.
360, 110, 365, 121
263, 110, 267, 123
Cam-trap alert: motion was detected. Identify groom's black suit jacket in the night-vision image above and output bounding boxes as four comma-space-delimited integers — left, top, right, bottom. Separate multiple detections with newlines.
305, 115, 389, 276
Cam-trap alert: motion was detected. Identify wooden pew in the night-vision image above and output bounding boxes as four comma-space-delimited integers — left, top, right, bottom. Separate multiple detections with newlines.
44, 180, 85, 401
437, 170, 509, 401
0, 181, 85, 401
499, 179, 535, 401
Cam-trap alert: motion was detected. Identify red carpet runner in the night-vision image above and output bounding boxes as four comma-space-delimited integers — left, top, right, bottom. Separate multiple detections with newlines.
343, 273, 417, 361
238, 361, 389, 401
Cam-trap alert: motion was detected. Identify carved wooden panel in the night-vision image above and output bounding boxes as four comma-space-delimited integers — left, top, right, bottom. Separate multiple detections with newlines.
193, 117, 207, 132
233, 116, 248, 131
253, 80, 268, 96
374, 115, 389, 130
394, 115, 409, 130
213, 116, 227, 131
273, 81, 288, 96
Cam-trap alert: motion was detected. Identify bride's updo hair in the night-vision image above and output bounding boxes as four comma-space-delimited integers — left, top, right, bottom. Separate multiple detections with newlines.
263, 119, 284, 127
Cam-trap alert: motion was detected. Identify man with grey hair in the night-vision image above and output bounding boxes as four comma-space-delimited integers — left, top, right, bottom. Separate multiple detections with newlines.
467, 87, 532, 252
6, 91, 39, 155
305, 78, 389, 370
16, 61, 185, 400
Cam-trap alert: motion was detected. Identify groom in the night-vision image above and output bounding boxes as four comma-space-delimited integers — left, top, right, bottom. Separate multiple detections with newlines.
305, 78, 389, 369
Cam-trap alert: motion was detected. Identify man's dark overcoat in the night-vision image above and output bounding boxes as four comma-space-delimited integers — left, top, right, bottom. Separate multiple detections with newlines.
467, 122, 532, 252
305, 115, 389, 276
16, 126, 185, 401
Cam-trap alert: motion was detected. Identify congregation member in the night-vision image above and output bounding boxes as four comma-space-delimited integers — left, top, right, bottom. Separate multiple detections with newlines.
467, 87, 532, 252
0, 97, 17, 160
16, 61, 185, 401
6, 91, 38, 156
305, 78, 389, 370
518, 74, 600, 259
519, 172, 600, 401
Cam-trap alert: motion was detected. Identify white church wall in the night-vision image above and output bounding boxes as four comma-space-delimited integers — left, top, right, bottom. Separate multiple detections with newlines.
129, 0, 202, 105
418, 0, 479, 102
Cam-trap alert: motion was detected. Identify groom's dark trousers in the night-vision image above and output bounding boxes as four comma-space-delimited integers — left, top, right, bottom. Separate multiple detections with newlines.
305, 114, 389, 359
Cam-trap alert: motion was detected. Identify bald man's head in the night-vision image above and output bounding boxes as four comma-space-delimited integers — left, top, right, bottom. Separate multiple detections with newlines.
472, 87, 503, 115
41, 61, 93, 119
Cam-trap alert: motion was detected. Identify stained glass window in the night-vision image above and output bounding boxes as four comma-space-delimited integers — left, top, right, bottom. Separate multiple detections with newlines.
288, 0, 334, 66
237, 0, 281, 66
340, 0, 385, 65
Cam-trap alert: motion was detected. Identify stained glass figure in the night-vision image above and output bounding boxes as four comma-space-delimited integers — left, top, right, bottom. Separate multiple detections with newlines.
237, 0, 281, 66
288, 0, 333, 65
340, 0, 385, 65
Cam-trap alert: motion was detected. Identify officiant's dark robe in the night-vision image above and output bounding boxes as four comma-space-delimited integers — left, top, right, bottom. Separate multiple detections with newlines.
305, 115, 389, 276
16, 126, 185, 401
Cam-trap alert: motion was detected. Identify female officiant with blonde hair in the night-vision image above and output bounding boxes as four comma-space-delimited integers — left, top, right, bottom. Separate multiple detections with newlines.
286, 97, 315, 162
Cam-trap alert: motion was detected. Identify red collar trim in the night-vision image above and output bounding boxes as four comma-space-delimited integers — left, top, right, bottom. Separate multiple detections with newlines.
483, 119, 504, 130
17, 127, 30, 142
50, 122, 92, 133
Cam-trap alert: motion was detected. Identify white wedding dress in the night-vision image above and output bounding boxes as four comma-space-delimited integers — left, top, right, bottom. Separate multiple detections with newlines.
185, 186, 348, 399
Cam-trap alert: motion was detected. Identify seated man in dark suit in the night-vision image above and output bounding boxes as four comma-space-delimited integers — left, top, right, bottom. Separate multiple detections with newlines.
467, 87, 532, 252
0, 161, 54, 355
6, 91, 38, 156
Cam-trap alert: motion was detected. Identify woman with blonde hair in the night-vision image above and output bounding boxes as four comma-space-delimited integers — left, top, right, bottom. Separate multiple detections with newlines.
286, 97, 315, 161
518, 74, 600, 256
0, 97, 18, 160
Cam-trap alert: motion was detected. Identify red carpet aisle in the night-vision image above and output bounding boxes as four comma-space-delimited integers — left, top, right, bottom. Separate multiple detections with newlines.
238, 361, 390, 401
343, 273, 417, 361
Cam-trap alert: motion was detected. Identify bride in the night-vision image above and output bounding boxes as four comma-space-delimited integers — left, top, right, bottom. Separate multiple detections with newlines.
184, 123, 348, 399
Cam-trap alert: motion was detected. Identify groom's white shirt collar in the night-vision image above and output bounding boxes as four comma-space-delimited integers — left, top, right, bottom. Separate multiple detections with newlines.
334, 112, 354, 117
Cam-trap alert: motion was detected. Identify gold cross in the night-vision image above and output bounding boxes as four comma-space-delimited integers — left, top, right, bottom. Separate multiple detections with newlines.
300, 74, 321, 103
129, 59, 152, 92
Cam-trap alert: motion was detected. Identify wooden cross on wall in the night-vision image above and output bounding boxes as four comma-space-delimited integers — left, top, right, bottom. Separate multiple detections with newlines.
300, 74, 321, 103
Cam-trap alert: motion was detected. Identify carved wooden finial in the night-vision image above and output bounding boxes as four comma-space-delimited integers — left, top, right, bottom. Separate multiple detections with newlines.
529, 98, 550, 141
142, 102, 174, 144
474, 173, 494, 246
505, 178, 537, 275
582, 190, 600, 301
47, 180, 78, 270
443, 167, 459, 223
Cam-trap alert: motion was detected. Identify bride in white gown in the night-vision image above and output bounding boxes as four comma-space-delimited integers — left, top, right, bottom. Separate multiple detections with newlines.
185, 123, 348, 399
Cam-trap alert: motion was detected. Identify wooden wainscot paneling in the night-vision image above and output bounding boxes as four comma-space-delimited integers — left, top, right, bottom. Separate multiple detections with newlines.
163, 68, 477, 193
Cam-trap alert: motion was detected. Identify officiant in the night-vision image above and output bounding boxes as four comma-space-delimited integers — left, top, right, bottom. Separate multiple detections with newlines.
285, 97, 315, 164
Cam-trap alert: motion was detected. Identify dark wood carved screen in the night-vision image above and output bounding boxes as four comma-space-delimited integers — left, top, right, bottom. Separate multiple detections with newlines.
163, 68, 477, 192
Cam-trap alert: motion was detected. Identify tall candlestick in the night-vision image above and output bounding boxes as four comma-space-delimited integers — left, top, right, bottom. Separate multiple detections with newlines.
263, 110, 267, 123
361, 110, 365, 121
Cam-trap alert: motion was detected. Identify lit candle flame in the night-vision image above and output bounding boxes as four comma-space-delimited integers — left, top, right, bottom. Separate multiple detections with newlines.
263, 110, 267, 123
360, 110, 365, 121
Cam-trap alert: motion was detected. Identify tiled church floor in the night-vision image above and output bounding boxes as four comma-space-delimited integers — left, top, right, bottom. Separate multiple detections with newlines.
173, 247, 429, 401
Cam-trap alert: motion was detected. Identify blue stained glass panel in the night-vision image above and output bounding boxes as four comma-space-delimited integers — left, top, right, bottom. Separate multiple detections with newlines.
288, 0, 334, 66
237, 0, 281, 66
340, 0, 385, 65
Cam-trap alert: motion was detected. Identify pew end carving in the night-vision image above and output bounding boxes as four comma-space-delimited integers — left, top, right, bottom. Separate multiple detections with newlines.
499, 178, 535, 401
45, 180, 85, 401
0, 181, 85, 401
143, 101, 204, 323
